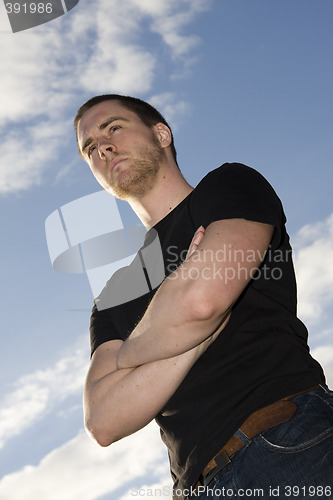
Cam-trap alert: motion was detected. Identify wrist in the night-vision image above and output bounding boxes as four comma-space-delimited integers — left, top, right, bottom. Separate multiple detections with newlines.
116, 340, 137, 370
116, 340, 128, 370
116, 343, 123, 370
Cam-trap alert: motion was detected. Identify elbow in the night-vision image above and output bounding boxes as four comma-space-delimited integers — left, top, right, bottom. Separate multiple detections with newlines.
83, 388, 126, 447
185, 284, 228, 324
194, 295, 218, 322
85, 420, 112, 448
84, 415, 117, 448
95, 436, 112, 448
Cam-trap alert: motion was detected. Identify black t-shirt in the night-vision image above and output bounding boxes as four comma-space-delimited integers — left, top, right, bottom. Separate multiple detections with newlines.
90, 163, 325, 496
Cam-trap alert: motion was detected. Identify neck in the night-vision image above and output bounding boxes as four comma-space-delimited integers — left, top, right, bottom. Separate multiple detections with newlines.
127, 166, 193, 228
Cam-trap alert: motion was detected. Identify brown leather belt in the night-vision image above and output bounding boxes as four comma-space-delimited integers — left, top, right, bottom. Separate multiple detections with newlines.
194, 385, 321, 491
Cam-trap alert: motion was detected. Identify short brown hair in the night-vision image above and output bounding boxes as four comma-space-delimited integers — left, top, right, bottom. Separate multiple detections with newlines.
74, 94, 177, 163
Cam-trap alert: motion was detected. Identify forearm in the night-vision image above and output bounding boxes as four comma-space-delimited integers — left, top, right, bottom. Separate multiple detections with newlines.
117, 276, 231, 369
84, 342, 203, 446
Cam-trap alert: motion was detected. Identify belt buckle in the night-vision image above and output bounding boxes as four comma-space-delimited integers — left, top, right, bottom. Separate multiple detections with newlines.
203, 450, 231, 487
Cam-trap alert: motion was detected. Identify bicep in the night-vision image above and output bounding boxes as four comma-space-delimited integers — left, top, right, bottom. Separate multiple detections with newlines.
184, 218, 274, 315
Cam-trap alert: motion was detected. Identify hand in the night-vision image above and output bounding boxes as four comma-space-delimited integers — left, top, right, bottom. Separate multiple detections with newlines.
186, 226, 205, 259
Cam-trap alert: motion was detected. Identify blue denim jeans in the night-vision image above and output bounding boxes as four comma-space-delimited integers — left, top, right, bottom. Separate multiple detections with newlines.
189, 385, 333, 499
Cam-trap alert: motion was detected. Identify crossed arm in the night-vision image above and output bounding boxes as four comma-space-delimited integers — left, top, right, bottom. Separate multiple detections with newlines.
83, 218, 273, 446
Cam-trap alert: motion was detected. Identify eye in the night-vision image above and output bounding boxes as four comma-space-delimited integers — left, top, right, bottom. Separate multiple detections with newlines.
109, 125, 121, 133
87, 145, 97, 157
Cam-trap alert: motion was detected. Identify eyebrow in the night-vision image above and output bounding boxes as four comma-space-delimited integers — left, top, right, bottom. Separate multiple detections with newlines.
81, 116, 130, 154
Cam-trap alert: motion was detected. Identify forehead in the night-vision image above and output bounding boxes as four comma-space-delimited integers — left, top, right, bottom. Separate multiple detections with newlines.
77, 100, 142, 147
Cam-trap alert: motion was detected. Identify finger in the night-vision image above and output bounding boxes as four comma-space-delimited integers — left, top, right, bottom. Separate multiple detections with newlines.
192, 226, 205, 249
186, 226, 205, 259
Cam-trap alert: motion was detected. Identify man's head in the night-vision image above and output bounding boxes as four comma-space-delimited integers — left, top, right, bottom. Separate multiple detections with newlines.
74, 95, 179, 201
74, 94, 177, 163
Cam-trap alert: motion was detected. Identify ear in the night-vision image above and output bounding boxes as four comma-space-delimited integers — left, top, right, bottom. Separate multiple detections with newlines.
153, 123, 172, 149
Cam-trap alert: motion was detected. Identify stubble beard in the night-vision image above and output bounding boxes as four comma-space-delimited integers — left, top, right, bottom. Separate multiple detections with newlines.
107, 137, 165, 200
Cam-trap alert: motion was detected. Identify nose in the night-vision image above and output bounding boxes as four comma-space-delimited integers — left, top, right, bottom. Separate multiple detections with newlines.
98, 141, 115, 160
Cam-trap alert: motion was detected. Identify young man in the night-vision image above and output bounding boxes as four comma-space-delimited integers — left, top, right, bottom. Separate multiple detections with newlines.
74, 94, 332, 499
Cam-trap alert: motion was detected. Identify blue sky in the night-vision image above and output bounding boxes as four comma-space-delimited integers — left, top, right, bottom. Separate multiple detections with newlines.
0, 1, 332, 498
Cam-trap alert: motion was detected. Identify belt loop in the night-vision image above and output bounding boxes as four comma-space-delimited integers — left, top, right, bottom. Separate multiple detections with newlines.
203, 450, 231, 487
234, 428, 251, 445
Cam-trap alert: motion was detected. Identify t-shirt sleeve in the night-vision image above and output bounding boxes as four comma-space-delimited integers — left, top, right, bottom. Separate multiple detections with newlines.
89, 288, 154, 357
89, 303, 120, 356
189, 163, 285, 249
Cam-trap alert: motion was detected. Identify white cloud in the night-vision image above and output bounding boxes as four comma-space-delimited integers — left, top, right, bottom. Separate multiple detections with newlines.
139, 0, 212, 58
130, 0, 212, 27
79, 45, 155, 95
152, 15, 200, 59
1, 34, 53, 123
0, 341, 88, 449
77, 1, 155, 94
149, 92, 190, 130
0, 119, 71, 194
0, 423, 171, 500
0, 1, 11, 31
293, 213, 333, 325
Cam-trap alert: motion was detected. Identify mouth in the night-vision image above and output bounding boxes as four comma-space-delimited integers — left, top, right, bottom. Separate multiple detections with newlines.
109, 158, 127, 172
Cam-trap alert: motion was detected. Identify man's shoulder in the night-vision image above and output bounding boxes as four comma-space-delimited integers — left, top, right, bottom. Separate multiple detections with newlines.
189, 162, 284, 230
195, 162, 267, 191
